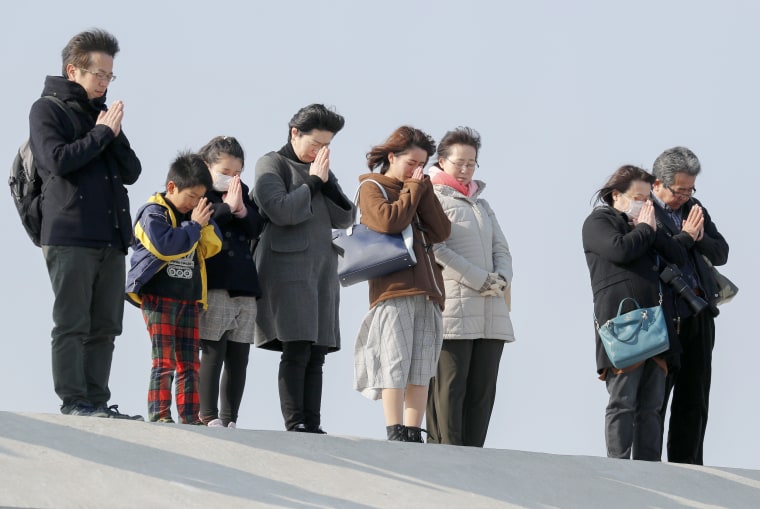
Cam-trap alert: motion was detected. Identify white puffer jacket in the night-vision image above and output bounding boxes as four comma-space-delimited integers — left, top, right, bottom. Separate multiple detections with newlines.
432, 181, 515, 342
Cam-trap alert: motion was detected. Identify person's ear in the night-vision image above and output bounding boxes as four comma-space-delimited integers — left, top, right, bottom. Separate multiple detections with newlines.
65, 63, 77, 81
166, 181, 176, 194
290, 127, 299, 140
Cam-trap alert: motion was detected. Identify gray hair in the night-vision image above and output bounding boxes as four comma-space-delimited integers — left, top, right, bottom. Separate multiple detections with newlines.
652, 146, 701, 187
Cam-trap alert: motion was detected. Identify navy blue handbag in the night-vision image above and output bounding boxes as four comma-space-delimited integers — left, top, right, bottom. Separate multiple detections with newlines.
332, 179, 416, 287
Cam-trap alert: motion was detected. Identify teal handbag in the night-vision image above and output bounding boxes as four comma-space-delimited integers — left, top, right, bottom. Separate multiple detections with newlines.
596, 293, 670, 369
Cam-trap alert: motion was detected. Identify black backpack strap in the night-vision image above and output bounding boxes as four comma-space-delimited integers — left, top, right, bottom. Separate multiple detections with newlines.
42, 96, 83, 138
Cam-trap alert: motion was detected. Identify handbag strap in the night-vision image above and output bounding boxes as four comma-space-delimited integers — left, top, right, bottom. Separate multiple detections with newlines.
606, 310, 648, 343
616, 297, 642, 315
594, 255, 663, 328
350, 179, 387, 229
352, 178, 418, 231
354, 179, 388, 204
655, 254, 663, 305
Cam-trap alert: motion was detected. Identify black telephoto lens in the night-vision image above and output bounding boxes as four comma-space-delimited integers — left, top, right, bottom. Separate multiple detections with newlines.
660, 265, 709, 316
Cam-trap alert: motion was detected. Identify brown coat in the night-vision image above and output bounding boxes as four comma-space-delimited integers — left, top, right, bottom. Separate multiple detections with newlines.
357, 173, 451, 309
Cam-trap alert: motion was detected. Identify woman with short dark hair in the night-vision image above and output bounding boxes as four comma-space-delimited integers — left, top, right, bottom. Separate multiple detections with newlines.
252, 104, 355, 433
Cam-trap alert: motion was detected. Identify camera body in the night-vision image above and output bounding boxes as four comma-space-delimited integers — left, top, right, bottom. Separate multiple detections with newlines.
660, 264, 719, 318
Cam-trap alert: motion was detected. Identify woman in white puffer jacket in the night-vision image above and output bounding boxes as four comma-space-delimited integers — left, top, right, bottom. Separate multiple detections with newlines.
425, 127, 515, 447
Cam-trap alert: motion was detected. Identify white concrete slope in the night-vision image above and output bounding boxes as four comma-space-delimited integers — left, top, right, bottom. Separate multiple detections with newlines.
0, 411, 758, 509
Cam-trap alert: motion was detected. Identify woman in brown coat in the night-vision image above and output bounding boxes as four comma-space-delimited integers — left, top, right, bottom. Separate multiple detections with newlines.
352, 126, 451, 442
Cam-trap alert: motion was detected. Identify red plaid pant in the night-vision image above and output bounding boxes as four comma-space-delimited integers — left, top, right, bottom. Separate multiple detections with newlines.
141, 295, 201, 423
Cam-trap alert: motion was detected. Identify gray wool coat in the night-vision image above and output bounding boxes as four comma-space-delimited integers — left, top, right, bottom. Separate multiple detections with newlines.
432, 181, 515, 342
252, 151, 355, 351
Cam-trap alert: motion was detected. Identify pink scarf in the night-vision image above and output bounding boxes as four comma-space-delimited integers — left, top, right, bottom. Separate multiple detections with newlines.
429, 167, 478, 197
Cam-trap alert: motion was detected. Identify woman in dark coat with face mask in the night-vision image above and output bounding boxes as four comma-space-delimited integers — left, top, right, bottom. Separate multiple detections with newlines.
582, 165, 685, 461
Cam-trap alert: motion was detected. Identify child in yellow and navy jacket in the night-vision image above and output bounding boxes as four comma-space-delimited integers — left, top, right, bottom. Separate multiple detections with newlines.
126, 152, 222, 424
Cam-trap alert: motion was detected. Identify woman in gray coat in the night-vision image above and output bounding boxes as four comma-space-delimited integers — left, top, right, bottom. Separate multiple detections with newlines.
252, 104, 355, 433
425, 127, 515, 447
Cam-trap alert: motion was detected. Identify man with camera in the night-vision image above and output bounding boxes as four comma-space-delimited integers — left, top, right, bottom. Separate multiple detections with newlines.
651, 147, 729, 465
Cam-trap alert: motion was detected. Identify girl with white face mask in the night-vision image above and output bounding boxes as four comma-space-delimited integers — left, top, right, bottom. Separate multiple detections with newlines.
212, 171, 235, 193
196, 135, 265, 429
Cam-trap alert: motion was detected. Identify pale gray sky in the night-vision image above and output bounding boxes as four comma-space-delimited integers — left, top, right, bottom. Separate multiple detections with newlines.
2, 0, 757, 469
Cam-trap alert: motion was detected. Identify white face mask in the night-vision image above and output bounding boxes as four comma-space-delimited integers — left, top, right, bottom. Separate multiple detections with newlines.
625, 198, 645, 219
212, 172, 233, 192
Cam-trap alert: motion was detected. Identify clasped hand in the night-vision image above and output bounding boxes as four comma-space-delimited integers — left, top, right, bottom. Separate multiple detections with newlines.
682, 204, 704, 241
191, 197, 214, 227
632, 200, 657, 231
309, 146, 330, 182
96, 100, 124, 136
480, 272, 508, 297
223, 176, 247, 218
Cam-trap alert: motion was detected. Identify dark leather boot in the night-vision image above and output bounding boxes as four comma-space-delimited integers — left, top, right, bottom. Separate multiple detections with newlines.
386, 424, 405, 441
403, 426, 426, 443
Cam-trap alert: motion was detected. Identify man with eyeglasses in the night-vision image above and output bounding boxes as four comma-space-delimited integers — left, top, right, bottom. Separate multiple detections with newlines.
28, 29, 142, 419
650, 146, 729, 464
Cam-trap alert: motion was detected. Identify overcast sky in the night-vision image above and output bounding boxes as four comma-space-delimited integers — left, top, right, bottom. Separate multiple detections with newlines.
2, 0, 757, 470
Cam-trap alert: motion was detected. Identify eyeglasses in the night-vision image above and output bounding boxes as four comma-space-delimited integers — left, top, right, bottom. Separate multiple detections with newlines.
666, 185, 696, 198
445, 158, 479, 171
77, 67, 117, 83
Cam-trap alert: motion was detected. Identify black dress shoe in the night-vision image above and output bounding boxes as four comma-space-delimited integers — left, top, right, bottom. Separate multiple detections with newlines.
289, 423, 327, 434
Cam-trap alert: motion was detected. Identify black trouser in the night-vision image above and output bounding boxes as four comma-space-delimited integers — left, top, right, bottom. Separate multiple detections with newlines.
43, 246, 124, 408
661, 311, 715, 465
199, 336, 250, 425
278, 341, 328, 430
426, 338, 504, 447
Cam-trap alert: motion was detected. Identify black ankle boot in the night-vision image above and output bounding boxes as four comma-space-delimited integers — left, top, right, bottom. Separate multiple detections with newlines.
403, 426, 426, 443
386, 424, 405, 441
